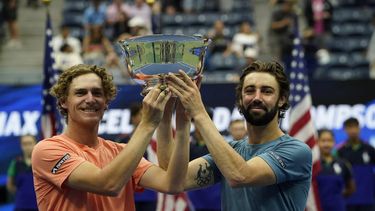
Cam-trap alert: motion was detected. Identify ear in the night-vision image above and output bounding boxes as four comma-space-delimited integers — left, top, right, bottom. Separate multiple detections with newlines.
60, 99, 67, 109
278, 95, 287, 108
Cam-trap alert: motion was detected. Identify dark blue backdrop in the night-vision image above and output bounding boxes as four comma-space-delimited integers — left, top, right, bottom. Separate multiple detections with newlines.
1, 81, 375, 184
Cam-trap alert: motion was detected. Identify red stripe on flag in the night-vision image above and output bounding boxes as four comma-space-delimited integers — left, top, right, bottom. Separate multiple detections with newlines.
305, 135, 316, 149
290, 110, 311, 136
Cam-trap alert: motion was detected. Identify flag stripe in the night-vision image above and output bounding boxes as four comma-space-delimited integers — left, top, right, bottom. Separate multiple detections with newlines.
293, 120, 316, 142
289, 95, 312, 127
289, 109, 311, 136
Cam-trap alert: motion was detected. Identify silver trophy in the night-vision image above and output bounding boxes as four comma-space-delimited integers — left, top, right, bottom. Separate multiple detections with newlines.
119, 34, 211, 95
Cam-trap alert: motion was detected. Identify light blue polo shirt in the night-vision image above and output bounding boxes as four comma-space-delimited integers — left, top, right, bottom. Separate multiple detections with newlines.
203, 134, 312, 211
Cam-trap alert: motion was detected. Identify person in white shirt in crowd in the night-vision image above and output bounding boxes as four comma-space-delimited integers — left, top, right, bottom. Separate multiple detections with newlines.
230, 21, 260, 58
51, 24, 82, 55
54, 43, 84, 73
128, 0, 153, 34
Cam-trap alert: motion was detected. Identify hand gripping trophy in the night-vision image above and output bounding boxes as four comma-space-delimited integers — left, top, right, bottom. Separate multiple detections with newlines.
119, 34, 211, 95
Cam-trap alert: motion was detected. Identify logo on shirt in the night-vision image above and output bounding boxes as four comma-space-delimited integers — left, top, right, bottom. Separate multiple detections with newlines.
362, 152, 370, 164
269, 151, 286, 168
51, 153, 71, 174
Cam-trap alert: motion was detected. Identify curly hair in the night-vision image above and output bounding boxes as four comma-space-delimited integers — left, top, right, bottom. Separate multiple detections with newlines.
50, 64, 117, 120
235, 60, 290, 119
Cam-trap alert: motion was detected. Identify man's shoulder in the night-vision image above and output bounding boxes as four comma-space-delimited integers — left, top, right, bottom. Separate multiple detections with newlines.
35, 135, 63, 147
34, 135, 76, 153
279, 135, 310, 148
275, 135, 312, 156
362, 141, 375, 150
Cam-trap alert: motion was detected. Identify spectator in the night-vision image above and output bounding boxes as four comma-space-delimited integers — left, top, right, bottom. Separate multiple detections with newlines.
128, 0, 153, 34
106, 0, 131, 41
303, 0, 333, 38
6, 134, 38, 211
128, 16, 149, 36
51, 24, 82, 55
338, 117, 375, 211
54, 43, 84, 73
2, 0, 22, 49
82, 25, 119, 68
230, 21, 260, 59
227, 119, 247, 141
269, 0, 296, 61
317, 129, 356, 211
83, 0, 107, 32
206, 20, 231, 56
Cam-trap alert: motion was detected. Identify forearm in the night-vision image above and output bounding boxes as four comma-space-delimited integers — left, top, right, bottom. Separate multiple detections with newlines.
192, 113, 249, 184
156, 114, 174, 169
163, 122, 190, 192
100, 122, 156, 193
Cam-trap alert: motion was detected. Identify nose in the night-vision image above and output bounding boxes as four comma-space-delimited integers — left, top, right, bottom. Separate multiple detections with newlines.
253, 89, 262, 100
85, 92, 95, 103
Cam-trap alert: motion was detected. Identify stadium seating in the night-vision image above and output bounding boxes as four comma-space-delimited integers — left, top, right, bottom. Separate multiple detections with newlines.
314, 1, 373, 80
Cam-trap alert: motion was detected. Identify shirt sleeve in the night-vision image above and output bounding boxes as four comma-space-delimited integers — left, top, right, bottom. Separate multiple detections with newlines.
31, 139, 86, 189
258, 140, 312, 184
7, 159, 16, 177
133, 157, 153, 192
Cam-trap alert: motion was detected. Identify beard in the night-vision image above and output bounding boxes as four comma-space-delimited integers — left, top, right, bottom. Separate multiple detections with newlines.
240, 100, 278, 126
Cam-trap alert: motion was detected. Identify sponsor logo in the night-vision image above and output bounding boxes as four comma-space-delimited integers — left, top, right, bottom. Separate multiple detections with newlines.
269, 151, 286, 168
51, 153, 71, 174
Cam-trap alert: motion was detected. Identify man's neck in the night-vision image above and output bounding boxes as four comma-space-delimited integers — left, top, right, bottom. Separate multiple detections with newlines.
321, 154, 333, 163
63, 123, 99, 147
348, 137, 361, 146
247, 122, 284, 144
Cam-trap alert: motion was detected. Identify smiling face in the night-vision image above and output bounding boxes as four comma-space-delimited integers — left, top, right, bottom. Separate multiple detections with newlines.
61, 73, 107, 127
239, 72, 285, 126
318, 130, 335, 157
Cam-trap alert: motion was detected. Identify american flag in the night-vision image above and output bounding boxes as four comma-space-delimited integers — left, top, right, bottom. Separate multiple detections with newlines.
288, 17, 321, 211
41, 11, 60, 139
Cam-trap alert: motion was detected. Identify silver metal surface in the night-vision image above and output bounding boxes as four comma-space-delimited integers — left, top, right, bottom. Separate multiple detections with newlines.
119, 34, 210, 95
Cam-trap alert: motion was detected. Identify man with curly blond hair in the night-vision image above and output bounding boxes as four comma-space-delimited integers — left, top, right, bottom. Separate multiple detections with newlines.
32, 64, 191, 211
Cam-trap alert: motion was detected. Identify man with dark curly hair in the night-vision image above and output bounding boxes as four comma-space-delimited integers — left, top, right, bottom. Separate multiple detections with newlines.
161, 60, 312, 211
31, 64, 191, 211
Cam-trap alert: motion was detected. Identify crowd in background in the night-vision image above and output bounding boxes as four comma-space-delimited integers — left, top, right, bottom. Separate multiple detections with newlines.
1, 0, 374, 79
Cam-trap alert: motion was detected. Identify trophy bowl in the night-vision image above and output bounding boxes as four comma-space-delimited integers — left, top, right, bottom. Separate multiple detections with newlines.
119, 34, 211, 95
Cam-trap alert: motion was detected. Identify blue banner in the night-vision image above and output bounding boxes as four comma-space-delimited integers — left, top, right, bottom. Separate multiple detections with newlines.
1, 83, 375, 183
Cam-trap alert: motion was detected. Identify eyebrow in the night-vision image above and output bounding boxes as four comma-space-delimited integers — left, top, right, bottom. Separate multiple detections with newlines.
244, 85, 275, 90
73, 87, 103, 92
